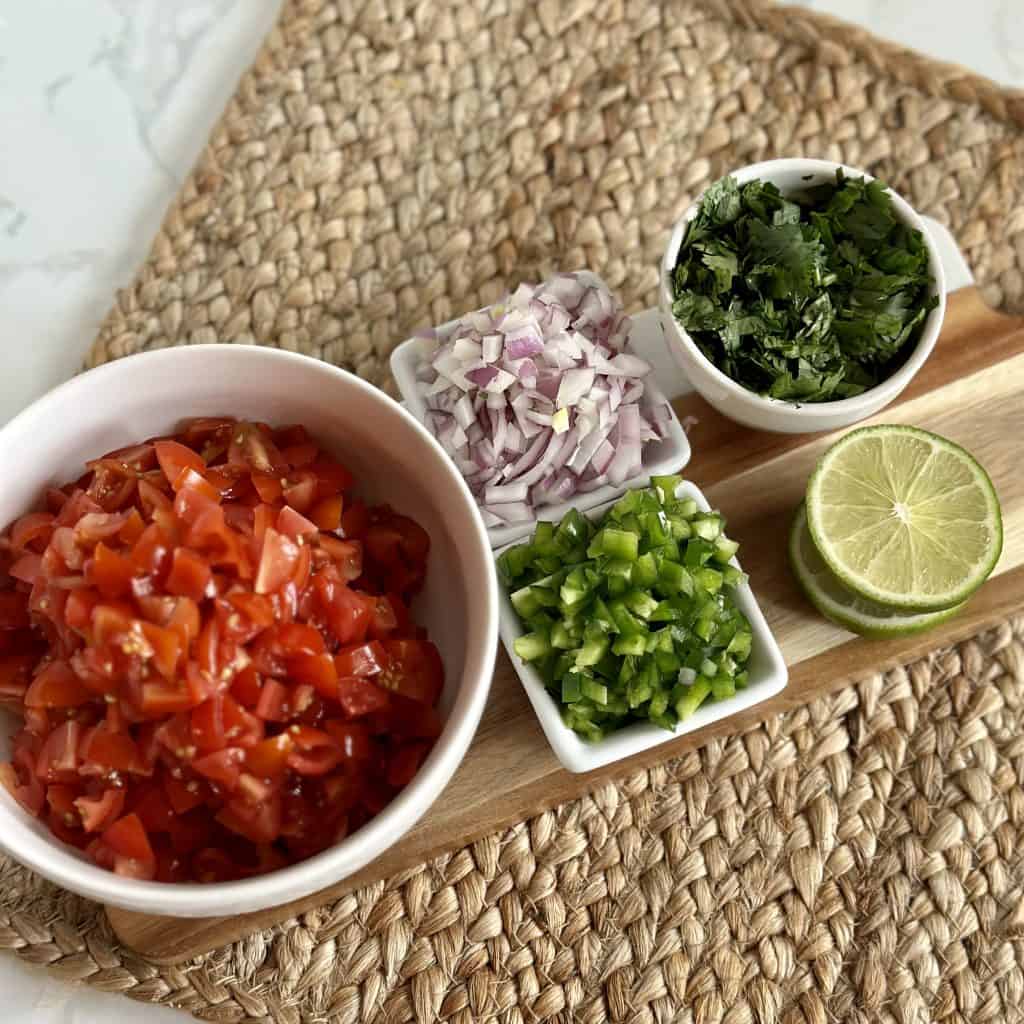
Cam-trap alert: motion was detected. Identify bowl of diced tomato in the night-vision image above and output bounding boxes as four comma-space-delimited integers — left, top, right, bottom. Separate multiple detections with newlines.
0, 345, 498, 916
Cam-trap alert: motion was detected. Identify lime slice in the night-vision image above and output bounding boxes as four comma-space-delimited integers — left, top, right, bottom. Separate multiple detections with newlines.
806, 425, 1002, 611
789, 503, 965, 637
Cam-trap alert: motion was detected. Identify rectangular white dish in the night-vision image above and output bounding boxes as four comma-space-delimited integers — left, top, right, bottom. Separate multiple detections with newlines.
494, 480, 788, 773
389, 271, 692, 548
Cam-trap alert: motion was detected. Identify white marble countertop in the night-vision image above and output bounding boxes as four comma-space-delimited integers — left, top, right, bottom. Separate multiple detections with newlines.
0, 1, 1020, 1020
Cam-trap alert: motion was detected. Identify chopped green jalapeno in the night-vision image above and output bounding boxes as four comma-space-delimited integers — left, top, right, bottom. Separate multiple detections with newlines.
499, 478, 755, 740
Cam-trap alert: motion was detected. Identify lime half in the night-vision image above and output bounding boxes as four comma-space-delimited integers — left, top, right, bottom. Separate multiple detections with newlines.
806, 425, 1002, 611
789, 503, 965, 637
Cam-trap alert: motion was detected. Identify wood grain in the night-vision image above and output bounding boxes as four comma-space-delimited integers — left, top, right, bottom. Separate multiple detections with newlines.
108, 286, 1024, 964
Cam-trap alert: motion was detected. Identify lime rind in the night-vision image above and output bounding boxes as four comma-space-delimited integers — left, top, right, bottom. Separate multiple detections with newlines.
805, 424, 1002, 612
789, 503, 965, 638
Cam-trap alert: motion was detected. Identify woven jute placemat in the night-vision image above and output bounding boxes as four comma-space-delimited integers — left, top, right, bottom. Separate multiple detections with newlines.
4, 1, 1024, 1021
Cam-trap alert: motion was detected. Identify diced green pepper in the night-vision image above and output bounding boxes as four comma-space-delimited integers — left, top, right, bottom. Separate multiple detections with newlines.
602, 528, 639, 561
612, 634, 647, 657
676, 678, 712, 719
651, 474, 682, 504
499, 483, 753, 741
513, 631, 550, 662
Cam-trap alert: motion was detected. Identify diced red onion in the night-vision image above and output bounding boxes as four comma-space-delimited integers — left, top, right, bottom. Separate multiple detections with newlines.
484, 482, 529, 504
485, 501, 534, 523
417, 272, 664, 519
465, 366, 498, 389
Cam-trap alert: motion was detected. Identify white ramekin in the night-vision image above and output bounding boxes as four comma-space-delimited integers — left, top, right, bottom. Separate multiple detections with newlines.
660, 158, 946, 434
0, 345, 498, 916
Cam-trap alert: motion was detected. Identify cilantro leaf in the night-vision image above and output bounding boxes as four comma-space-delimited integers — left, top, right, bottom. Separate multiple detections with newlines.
671, 171, 938, 403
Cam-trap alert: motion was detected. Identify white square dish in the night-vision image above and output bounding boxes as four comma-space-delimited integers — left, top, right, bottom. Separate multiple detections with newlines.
495, 480, 788, 773
389, 271, 691, 548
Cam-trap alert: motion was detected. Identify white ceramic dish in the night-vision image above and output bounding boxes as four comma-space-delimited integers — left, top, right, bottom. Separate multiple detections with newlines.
0, 345, 499, 917
495, 480, 788, 773
390, 271, 691, 548
659, 158, 947, 434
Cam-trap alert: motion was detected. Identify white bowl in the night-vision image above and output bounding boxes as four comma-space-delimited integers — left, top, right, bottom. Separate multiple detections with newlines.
0, 345, 499, 917
659, 158, 947, 434
390, 270, 691, 548
496, 481, 787, 773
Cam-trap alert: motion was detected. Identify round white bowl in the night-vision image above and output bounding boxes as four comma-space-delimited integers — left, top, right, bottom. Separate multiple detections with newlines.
0, 345, 499, 917
659, 158, 947, 434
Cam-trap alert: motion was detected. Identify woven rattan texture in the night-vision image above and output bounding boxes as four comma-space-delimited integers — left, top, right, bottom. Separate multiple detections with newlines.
3, 0, 1022, 1020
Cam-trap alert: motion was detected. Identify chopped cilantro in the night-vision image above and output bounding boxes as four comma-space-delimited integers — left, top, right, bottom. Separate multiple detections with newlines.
671, 172, 938, 402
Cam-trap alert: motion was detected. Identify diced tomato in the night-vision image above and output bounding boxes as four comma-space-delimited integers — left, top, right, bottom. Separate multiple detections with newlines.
190, 698, 225, 754
250, 472, 283, 504
164, 774, 205, 815
335, 641, 387, 679
245, 733, 293, 778
286, 727, 342, 775
133, 786, 174, 833
0, 417, 442, 882
277, 505, 318, 541
65, 588, 101, 630
0, 592, 30, 630
10, 552, 43, 585
154, 440, 206, 488
36, 721, 81, 782
386, 742, 430, 788
255, 528, 300, 595
282, 471, 317, 513
255, 679, 291, 722
80, 725, 141, 773
324, 721, 374, 761
193, 747, 244, 790
378, 638, 444, 706
139, 680, 197, 715
289, 652, 337, 699
86, 542, 136, 598
165, 548, 211, 601
24, 660, 93, 709
312, 459, 354, 498
10, 512, 55, 553
74, 511, 130, 547
130, 522, 172, 577
281, 441, 319, 468
137, 480, 177, 539
217, 788, 282, 844
168, 597, 201, 648
337, 676, 390, 717
320, 583, 373, 645
222, 592, 274, 642
102, 813, 155, 876
119, 509, 146, 546
307, 495, 343, 532
229, 422, 286, 474
368, 595, 399, 638
232, 665, 262, 708
318, 537, 362, 581
75, 788, 126, 832
46, 783, 78, 818
0, 747, 45, 815
222, 695, 264, 747
0, 654, 37, 700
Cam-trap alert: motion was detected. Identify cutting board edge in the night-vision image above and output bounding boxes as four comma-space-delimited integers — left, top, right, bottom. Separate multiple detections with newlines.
102, 283, 1024, 963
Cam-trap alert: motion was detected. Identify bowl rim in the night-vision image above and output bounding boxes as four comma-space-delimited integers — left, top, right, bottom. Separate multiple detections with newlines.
0, 343, 499, 916
659, 157, 948, 417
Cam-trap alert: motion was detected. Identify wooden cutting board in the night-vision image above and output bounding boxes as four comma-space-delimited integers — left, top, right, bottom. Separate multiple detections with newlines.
108, 285, 1024, 964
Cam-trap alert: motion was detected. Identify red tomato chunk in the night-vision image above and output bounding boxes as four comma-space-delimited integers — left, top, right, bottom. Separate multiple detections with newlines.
0, 418, 443, 883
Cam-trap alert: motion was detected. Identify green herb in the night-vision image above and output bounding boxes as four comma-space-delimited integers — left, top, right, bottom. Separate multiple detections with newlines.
671, 172, 938, 402
498, 477, 753, 741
